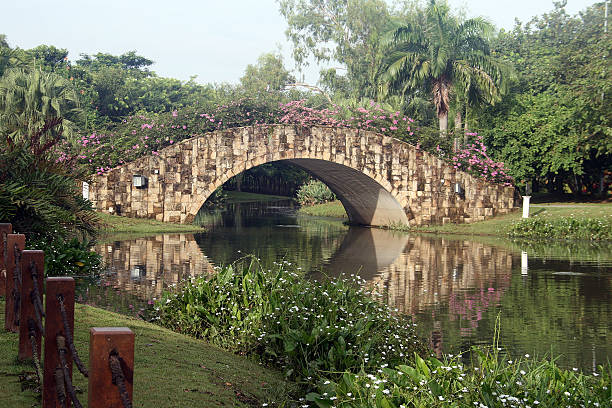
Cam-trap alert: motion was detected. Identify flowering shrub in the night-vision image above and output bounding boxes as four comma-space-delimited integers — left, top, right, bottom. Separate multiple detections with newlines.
452, 134, 514, 186
58, 99, 511, 186
307, 348, 611, 407
155, 257, 428, 384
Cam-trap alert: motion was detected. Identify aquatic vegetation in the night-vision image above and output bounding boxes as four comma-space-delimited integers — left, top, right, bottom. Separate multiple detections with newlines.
508, 216, 612, 241
307, 348, 611, 407
155, 257, 428, 384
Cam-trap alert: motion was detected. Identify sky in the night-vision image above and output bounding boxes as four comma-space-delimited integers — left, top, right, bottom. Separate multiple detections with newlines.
2, 0, 602, 85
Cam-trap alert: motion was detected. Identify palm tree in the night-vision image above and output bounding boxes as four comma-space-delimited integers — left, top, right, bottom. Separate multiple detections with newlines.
0, 68, 82, 145
381, 0, 509, 140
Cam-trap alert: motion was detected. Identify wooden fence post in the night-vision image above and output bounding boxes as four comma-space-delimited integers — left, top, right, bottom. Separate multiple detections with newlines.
4, 233, 25, 333
88, 327, 134, 408
18, 250, 44, 361
0, 223, 12, 297
43, 277, 75, 408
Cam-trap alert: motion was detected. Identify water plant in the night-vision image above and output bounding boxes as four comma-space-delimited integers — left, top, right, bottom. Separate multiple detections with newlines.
508, 216, 612, 241
306, 348, 611, 407
155, 258, 428, 384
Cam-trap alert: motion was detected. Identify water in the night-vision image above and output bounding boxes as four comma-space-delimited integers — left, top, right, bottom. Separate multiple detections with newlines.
86, 198, 612, 372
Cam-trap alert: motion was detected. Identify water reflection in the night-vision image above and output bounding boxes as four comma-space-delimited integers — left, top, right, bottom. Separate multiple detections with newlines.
90, 201, 612, 371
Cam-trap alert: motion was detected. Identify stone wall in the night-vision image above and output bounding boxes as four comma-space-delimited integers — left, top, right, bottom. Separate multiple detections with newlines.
89, 125, 517, 226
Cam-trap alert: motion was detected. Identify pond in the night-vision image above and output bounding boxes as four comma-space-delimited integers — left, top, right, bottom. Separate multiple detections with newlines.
83, 197, 612, 372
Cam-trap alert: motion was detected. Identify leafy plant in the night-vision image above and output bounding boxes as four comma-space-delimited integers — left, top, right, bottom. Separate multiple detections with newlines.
508, 216, 612, 241
155, 258, 428, 384
28, 237, 102, 277
0, 118, 99, 241
308, 347, 611, 407
297, 179, 337, 206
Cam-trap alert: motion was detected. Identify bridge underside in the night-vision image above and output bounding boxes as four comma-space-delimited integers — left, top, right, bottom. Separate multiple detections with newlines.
285, 159, 409, 226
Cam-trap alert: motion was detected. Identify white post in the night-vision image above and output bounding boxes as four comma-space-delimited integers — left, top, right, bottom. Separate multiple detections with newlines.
521, 251, 528, 276
522, 196, 531, 218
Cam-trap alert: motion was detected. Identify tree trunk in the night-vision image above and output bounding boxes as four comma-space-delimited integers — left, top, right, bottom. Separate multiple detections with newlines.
464, 105, 469, 145
439, 113, 448, 138
453, 110, 462, 151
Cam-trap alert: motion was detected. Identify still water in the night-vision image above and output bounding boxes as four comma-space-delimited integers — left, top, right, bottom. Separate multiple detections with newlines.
85, 199, 612, 372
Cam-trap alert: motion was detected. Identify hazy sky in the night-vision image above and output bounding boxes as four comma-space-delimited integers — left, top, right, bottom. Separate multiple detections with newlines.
2, 0, 601, 84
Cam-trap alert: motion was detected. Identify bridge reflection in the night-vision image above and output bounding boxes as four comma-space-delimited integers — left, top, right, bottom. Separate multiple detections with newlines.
93, 229, 513, 330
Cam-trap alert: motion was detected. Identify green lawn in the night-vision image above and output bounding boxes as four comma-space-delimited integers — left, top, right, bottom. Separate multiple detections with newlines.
298, 200, 348, 218
223, 190, 292, 203
298, 200, 612, 237
0, 299, 294, 407
98, 212, 206, 236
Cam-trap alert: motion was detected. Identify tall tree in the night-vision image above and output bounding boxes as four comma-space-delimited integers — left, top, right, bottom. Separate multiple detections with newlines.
278, 0, 390, 100
0, 69, 82, 144
381, 0, 508, 138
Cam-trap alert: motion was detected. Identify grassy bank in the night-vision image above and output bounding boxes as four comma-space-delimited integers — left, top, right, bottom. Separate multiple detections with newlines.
98, 212, 206, 235
156, 260, 611, 407
398, 203, 612, 238
298, 200, 348, 218
222, 190, 292, 203
298, 201, 612, 239
0, 298, 295, 407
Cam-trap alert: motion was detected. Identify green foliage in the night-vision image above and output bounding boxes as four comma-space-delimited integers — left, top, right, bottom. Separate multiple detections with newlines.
477, 2, 612, 195
0, 68, 82, 143
28, 237, 102, 277
278, 0, 391, 100
297, 179, 337, 206
155, 258, 428, 384
508, 216, 612, 241
381, 0, 510, 133
0, 119, 99, 241
240, 52, 295, 95
308, 347, 611, 407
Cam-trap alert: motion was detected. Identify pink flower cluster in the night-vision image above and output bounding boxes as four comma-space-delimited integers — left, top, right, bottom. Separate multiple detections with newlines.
56, 100, 512, 185
452, 134, 514, 186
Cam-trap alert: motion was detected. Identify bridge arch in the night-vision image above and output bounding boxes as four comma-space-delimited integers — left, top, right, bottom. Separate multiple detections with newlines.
89, 125, 516, 226
192, 156, 409, 226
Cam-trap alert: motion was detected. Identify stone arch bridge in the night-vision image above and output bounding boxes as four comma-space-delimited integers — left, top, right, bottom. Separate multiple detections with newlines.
89, 125, 516, 226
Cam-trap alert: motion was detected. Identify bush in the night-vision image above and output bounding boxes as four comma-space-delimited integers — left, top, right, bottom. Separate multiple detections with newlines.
297, 179, 337, 206
155, 258, 428, 384
0, 119, 100, 242
308, 348, 611, 407
28, 237, 102, 277
508, 216, 612, 241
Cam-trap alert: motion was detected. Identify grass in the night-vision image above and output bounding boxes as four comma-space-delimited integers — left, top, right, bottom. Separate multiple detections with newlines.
396, 202, 612, 237
298, 200, 348, 219
223, 190, 292, 203
0, 298, 295, 408
298, 200, 612, 239
97, 212, 206, 235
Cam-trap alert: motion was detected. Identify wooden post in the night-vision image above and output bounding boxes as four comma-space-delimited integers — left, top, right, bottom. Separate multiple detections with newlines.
18, 250, 44, 361
4, 234, 25, 333
88, 327, 134, 408
0, 223, 12, 297
43, 277, 74, 408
